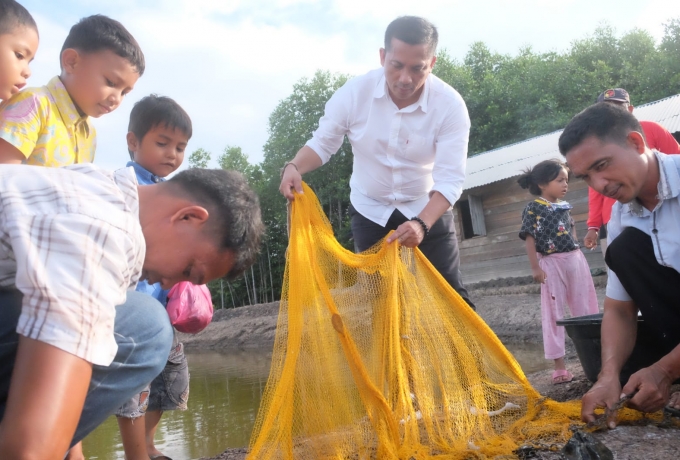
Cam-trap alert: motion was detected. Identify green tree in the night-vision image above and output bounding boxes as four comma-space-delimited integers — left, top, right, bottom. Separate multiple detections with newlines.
432, 20, 680, 155
252, 71, 354, 305
188, 148, 211, 168
219, 146, 253, 175
218, 19, 680, 308
213, 145, 271, 307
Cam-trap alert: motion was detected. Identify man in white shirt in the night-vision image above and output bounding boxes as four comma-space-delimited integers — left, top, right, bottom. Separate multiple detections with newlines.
279, 16, 474, 308
558, 102, 680, 427
0, 164, 263, 458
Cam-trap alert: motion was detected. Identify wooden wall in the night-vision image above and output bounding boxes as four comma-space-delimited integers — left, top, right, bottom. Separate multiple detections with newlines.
454, 176, 607, 285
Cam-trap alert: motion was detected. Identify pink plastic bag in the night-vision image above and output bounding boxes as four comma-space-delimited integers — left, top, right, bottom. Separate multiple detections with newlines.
166, 282, 214, 334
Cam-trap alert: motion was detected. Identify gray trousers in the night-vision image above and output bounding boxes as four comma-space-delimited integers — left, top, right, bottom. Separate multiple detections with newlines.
349, 206, 474, 310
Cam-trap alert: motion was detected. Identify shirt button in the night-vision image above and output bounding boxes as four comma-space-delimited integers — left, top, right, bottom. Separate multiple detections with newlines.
652, 229, 658, 234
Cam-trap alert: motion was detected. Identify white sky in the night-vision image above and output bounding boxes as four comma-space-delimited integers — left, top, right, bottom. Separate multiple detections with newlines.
20, 0, 680, 170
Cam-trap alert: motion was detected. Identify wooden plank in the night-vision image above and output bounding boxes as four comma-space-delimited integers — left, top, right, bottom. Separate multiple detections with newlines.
460, 247, 607, 284
483, 198, 589, 233
484, 189, 589, 219
478, 177, 589, 208
456, 174, 603, 283
459, 230, 517, 249
461, 238, 524, 258
468, 194, 487, 236
453, 207, 463, 243
459, 214, 592, 251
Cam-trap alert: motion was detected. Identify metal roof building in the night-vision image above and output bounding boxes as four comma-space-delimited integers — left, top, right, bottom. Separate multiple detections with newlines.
455, 94, 680, 284
463, 94, 680, 191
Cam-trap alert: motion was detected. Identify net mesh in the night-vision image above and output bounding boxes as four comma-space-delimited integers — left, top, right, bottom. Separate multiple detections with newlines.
248, 183, 630, 459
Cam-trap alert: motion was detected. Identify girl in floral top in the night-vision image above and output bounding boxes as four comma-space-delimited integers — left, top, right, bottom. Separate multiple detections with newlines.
518, 159, 599, 384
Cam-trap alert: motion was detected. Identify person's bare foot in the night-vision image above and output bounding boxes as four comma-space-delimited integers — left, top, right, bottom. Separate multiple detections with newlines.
667, 391, 680, 410
66, 441, 86, 460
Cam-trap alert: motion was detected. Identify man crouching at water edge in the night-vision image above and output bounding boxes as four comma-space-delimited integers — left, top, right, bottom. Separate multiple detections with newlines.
558, 102, 680, 427
0, 164, 263, 459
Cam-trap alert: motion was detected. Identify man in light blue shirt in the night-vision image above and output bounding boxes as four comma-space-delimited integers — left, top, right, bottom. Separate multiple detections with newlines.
558, 102, 680, 427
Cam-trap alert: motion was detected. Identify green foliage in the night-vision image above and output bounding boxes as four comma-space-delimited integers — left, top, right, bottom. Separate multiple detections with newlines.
433, 20, 680, 155
188, 148, 211, 169
208, 20, 680, 308
219, 146, 252, 175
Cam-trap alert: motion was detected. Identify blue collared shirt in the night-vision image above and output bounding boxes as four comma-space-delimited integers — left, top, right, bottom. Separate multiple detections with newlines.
126, 161, 170, 305
126, 160, 164, 185
607, 151, 680, 301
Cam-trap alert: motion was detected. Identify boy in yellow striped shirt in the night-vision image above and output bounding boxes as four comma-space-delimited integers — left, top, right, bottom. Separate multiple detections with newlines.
0, 14, 143, 167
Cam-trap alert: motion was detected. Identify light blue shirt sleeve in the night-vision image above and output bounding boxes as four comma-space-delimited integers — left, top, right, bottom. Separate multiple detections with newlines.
605, 203, 632, 302
135, 279, 170, 306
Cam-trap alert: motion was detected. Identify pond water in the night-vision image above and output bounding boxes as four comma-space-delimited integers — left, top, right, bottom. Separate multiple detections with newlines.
81, 342, 550, 459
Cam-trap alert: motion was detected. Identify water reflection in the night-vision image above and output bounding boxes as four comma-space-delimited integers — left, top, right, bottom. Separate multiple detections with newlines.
82, 350, 272, 460
82, 343, 549, 459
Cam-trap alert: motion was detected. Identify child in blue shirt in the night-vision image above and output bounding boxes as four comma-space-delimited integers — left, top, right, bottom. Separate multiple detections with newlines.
122, 94, 191, 460
75, 94, 191, 460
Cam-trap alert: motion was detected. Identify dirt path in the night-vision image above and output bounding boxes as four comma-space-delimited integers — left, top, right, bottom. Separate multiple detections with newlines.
194, 279, 680, 459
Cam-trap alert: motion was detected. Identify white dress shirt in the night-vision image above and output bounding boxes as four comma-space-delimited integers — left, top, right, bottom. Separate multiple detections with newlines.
606, 151, 680, 301
306, 68, 471, 226
0, 164, 144, 366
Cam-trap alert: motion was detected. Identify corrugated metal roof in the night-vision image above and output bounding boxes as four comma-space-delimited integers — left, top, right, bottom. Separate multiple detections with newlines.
634, 93, 680, 133
463, 93, 680, 190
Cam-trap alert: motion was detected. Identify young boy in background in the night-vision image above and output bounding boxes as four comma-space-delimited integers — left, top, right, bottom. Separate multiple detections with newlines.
0, 0, 38, 102
0, 14, 143, 166
110, 94, 192, 460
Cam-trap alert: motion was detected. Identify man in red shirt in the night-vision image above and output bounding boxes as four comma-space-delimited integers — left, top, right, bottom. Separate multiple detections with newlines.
583, 88, 680, 254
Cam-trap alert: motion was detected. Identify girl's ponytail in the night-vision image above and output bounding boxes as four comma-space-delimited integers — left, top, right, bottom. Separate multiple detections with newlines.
517, 159, 568, 196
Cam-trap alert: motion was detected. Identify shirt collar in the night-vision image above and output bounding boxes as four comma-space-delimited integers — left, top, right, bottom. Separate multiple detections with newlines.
126, 161, 165, 184
374, 74, 387, 99
373, 71, 430, 113
418, 75, 430, 112
46, 76, 91, 137
626, 150, 680, 216
535, 198, 572, 210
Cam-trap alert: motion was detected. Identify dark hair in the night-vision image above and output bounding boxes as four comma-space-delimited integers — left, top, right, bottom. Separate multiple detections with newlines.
558, 102, 644, 157
128, 94, 192, 159
517, 159, 569, 196
0, 0, 37, 36
384, 16, 438, 55
61, 15, 145, 75
167, 169, 264, 280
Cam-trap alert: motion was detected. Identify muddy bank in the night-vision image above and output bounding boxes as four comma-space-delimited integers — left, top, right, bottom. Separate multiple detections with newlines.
195, 276, 680, 459
180, 275, 608, 350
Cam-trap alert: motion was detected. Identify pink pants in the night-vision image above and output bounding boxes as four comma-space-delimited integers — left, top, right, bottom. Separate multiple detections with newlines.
538, 250, 599, 359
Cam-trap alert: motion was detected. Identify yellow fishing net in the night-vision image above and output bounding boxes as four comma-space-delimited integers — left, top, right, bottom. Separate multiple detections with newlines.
248, 183, 618, 459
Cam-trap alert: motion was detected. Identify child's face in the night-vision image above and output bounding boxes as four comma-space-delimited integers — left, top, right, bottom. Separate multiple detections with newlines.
127, 124, 188, 178
61, 49, 139, 118
539, 168, 569, 200
0, 26, 39, 101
